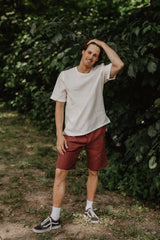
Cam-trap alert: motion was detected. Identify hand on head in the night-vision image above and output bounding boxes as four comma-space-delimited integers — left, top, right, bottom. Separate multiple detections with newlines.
87, 39, 103, 48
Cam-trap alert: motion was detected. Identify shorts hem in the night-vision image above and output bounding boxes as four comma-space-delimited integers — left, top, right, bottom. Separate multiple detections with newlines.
87, 161, 109, 171
56, 166, 76, 170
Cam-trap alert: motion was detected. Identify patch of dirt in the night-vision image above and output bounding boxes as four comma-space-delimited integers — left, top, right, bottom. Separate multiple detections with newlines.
0, 220, 117, 240
62, 223, 117, 240
24, 190, 51, 206
0, 164, 7, 171
0, 222, 31, 240
96, 192, 126, 205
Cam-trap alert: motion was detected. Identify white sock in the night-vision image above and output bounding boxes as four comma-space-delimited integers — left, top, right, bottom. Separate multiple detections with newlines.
51, 206, 61, 221
85, 200, 93, 210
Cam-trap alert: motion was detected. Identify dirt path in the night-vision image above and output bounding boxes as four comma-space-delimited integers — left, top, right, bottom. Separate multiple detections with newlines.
0, 109, 160, 240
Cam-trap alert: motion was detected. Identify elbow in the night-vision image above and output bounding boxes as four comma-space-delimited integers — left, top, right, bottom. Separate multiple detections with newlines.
119, 61, 124, 70
113, 61, 124, 73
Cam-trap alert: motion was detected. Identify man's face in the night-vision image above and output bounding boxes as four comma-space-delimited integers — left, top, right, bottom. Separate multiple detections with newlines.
81, 44, 100, 68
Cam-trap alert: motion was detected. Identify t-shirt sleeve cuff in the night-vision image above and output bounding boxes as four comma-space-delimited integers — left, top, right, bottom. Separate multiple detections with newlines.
108, 76, 116, 81
50, 94, 66, 102
104, 63, 116, 83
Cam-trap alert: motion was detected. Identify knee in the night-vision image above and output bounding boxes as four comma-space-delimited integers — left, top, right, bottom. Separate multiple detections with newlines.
55, 168, 68, 182
88, 169, 98, 177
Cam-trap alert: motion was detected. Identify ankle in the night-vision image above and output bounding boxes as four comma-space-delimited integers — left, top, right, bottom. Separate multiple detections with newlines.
51, 206, 61, 221
85, 200, 93, 210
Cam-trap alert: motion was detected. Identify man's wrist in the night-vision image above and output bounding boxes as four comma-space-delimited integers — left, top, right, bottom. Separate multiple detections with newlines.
101, 41, 108, 49
56, 130, 63, 137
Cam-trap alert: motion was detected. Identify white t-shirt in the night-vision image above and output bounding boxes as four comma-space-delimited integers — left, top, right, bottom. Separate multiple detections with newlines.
50, 63, 115, 136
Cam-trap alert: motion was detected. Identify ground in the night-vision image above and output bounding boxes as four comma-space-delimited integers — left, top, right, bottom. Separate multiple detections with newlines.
0, 107, 160, 240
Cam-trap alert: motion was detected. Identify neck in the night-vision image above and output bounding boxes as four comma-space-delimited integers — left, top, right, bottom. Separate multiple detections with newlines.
77, 62, 92, 73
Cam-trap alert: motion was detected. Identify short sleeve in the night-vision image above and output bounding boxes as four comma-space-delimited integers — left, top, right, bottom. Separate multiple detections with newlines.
50, 72, 67, 102
103, 63, 116, 83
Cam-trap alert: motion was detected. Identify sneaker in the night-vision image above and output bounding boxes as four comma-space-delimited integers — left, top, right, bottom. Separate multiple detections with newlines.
84, 208, 99, 223
33, 216, 61, 233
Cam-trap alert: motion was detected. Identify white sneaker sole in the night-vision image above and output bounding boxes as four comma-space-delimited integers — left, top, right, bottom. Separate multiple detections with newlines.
32, 224, 61, 233
83, 214, 99, 223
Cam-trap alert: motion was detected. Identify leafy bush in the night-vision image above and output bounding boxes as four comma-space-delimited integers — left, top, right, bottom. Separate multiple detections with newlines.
100, 2, 160, 203
0, 15, 82, 130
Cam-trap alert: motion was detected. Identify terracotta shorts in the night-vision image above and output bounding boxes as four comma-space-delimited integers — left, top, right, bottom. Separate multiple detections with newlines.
56, 125, 108, 171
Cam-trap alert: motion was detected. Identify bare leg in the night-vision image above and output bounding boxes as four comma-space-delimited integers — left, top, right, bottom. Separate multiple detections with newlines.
53, 168, 68, 207
86, 169, 98, 201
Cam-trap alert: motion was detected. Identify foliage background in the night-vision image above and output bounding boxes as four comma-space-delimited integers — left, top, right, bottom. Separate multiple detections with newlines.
0, 0, 160, 203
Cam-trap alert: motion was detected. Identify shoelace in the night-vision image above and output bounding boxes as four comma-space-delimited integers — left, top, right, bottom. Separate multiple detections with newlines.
88, 208, 98, 218
41, 217, 52, 230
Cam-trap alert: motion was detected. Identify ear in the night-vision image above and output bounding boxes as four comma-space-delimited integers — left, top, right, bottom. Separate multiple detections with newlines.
95, 56, 99, 62
82, 49, 87, 55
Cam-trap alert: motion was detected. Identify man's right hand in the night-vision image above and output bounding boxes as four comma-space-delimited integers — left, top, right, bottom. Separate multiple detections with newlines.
56, 134, 68, 155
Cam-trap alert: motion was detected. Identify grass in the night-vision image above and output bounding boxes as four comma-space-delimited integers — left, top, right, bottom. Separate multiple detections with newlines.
0, 103, 160, 240
0, 191, 22, 204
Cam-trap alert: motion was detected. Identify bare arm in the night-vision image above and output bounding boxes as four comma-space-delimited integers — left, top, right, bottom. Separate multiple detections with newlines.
88, 39, 124, 78
55, 101, 68, 155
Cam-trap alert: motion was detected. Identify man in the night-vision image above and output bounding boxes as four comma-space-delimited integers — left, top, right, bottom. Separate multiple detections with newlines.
33, 39, 124, 233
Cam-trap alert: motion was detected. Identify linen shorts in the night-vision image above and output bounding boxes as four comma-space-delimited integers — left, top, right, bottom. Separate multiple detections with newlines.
56, 125, 108, 171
